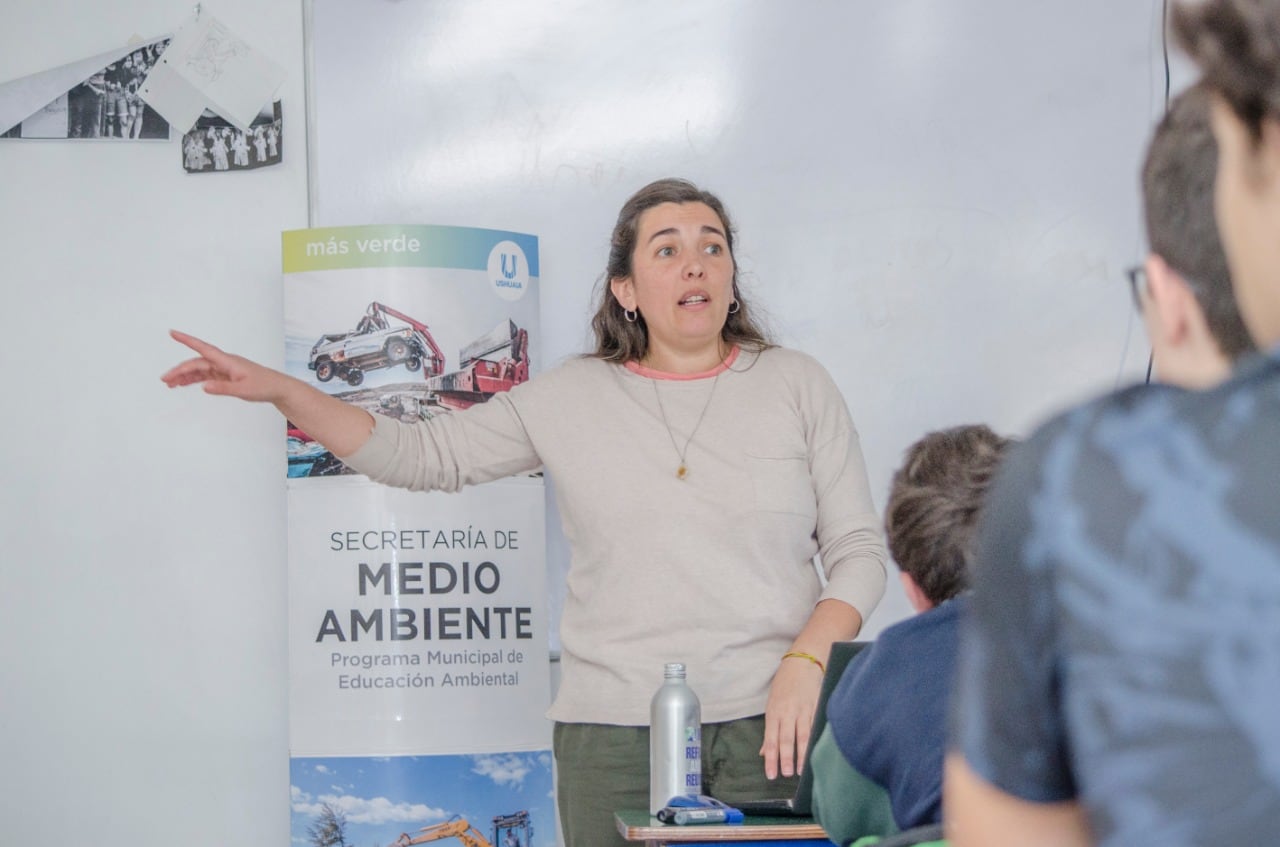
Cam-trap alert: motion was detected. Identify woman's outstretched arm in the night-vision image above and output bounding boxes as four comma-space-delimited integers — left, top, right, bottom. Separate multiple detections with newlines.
161, 329, 375, 458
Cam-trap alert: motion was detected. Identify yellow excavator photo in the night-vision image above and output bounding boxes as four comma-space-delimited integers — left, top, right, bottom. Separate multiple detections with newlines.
394, 811, 531, 847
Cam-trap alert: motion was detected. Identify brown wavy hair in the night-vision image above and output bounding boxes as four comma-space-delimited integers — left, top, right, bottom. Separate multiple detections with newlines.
588, 178, 773, 363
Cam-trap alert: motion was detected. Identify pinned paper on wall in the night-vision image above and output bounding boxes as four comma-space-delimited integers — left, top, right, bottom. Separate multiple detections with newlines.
182, 101, 282, 173
0, 37, 173, 139
139, 11, 285, 132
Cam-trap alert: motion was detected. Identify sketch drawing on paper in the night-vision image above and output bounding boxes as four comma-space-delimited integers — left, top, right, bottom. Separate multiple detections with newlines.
185, 21, 248, 83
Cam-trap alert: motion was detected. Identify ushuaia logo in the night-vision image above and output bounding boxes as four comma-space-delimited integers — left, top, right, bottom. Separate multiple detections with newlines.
488, 240, 529, 301
501, 253, 519, 280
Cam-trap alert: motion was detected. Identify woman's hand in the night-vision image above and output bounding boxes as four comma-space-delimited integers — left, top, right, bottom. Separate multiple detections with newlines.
759, 598, 864, 779
162, 329, 376, 457
161, 329, 291, 402
759, 655, 825, 779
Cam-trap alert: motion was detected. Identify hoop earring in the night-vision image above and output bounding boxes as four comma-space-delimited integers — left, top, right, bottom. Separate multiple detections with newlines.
727, 300, 740, 315
623, 309, 638, 323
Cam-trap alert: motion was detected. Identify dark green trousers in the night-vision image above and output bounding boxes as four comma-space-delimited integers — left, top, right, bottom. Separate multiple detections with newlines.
553, 716, 800, 847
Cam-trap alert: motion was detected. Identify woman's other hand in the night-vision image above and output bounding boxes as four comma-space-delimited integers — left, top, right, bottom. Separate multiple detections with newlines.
759, 655, 824, 780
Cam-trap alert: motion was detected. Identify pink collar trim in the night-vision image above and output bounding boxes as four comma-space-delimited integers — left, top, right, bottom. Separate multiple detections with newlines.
625, 346, 740, 380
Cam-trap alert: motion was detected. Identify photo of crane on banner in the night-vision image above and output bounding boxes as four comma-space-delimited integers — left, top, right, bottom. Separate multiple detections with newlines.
281, 224, 540, 480
291, 753, 554, 847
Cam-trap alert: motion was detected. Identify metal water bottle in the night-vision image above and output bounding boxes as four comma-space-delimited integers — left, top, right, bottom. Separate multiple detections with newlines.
649, 662, 702, 814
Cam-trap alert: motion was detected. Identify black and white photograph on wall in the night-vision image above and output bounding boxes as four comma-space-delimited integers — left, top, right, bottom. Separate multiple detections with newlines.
181, 100, 281, 173
1, 40, 172, 139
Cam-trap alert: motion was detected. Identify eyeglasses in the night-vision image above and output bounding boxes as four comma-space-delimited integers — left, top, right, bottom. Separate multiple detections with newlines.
1125, 265, 1149, 311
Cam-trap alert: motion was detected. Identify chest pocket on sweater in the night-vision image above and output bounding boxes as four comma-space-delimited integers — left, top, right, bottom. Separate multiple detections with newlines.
746, 454, 818, 518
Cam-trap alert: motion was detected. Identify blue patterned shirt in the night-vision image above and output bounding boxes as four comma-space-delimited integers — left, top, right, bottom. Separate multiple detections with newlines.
951, 351, 1280, 845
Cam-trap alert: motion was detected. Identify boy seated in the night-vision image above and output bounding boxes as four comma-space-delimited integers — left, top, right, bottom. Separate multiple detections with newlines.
811, 425, 1011, 845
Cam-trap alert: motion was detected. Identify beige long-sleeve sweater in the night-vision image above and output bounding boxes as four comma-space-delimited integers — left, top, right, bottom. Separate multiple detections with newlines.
343, 346, 887, 725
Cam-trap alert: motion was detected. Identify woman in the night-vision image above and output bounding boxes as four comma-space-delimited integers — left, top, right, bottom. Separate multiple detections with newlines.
163, 178, 886, 847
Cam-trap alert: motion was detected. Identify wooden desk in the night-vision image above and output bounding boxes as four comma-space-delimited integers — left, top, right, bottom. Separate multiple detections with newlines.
615, 810, 835, 846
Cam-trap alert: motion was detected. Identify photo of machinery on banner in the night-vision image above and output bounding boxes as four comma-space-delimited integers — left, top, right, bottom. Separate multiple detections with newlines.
283, 225, 553, 847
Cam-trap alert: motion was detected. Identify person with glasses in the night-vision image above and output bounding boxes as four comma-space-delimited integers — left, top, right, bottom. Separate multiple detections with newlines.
946, 2, 1280, 845
1128, 83, 1254, 389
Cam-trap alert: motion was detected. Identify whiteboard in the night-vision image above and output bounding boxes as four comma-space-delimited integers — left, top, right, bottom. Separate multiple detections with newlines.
308, 0, 1168, 638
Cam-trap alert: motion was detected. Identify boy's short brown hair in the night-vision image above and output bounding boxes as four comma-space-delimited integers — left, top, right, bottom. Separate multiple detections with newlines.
885, 425, 1013, 607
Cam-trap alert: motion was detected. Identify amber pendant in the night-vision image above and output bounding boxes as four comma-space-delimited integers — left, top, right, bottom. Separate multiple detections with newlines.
676, 465, 688, 480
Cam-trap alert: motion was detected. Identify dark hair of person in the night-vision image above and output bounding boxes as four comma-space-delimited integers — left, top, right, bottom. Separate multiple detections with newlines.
1143, 83, 1256, 359
1173, 0, 1280, 140
885, 425, 1013, 607
588, 178, 774, 363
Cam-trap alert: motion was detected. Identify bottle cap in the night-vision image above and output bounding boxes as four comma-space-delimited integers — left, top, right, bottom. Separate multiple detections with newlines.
663, 662, 686, 678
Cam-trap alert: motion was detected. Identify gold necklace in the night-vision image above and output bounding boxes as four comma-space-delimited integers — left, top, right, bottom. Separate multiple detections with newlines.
651, 372, 721, 480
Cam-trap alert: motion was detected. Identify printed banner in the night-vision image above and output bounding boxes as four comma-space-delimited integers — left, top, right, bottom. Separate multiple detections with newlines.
285, 225, 552, 847
282, 225, 539, 478
288, 479, 549, 755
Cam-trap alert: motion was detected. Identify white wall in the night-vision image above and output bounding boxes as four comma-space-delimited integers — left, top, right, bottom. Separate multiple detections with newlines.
0, 2, 306, 844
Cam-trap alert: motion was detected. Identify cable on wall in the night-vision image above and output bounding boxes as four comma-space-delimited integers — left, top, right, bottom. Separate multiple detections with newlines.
1143, 0, 1172, 385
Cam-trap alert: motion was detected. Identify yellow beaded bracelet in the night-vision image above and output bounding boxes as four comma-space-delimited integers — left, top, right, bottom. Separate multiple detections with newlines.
781, 650, 826, 674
